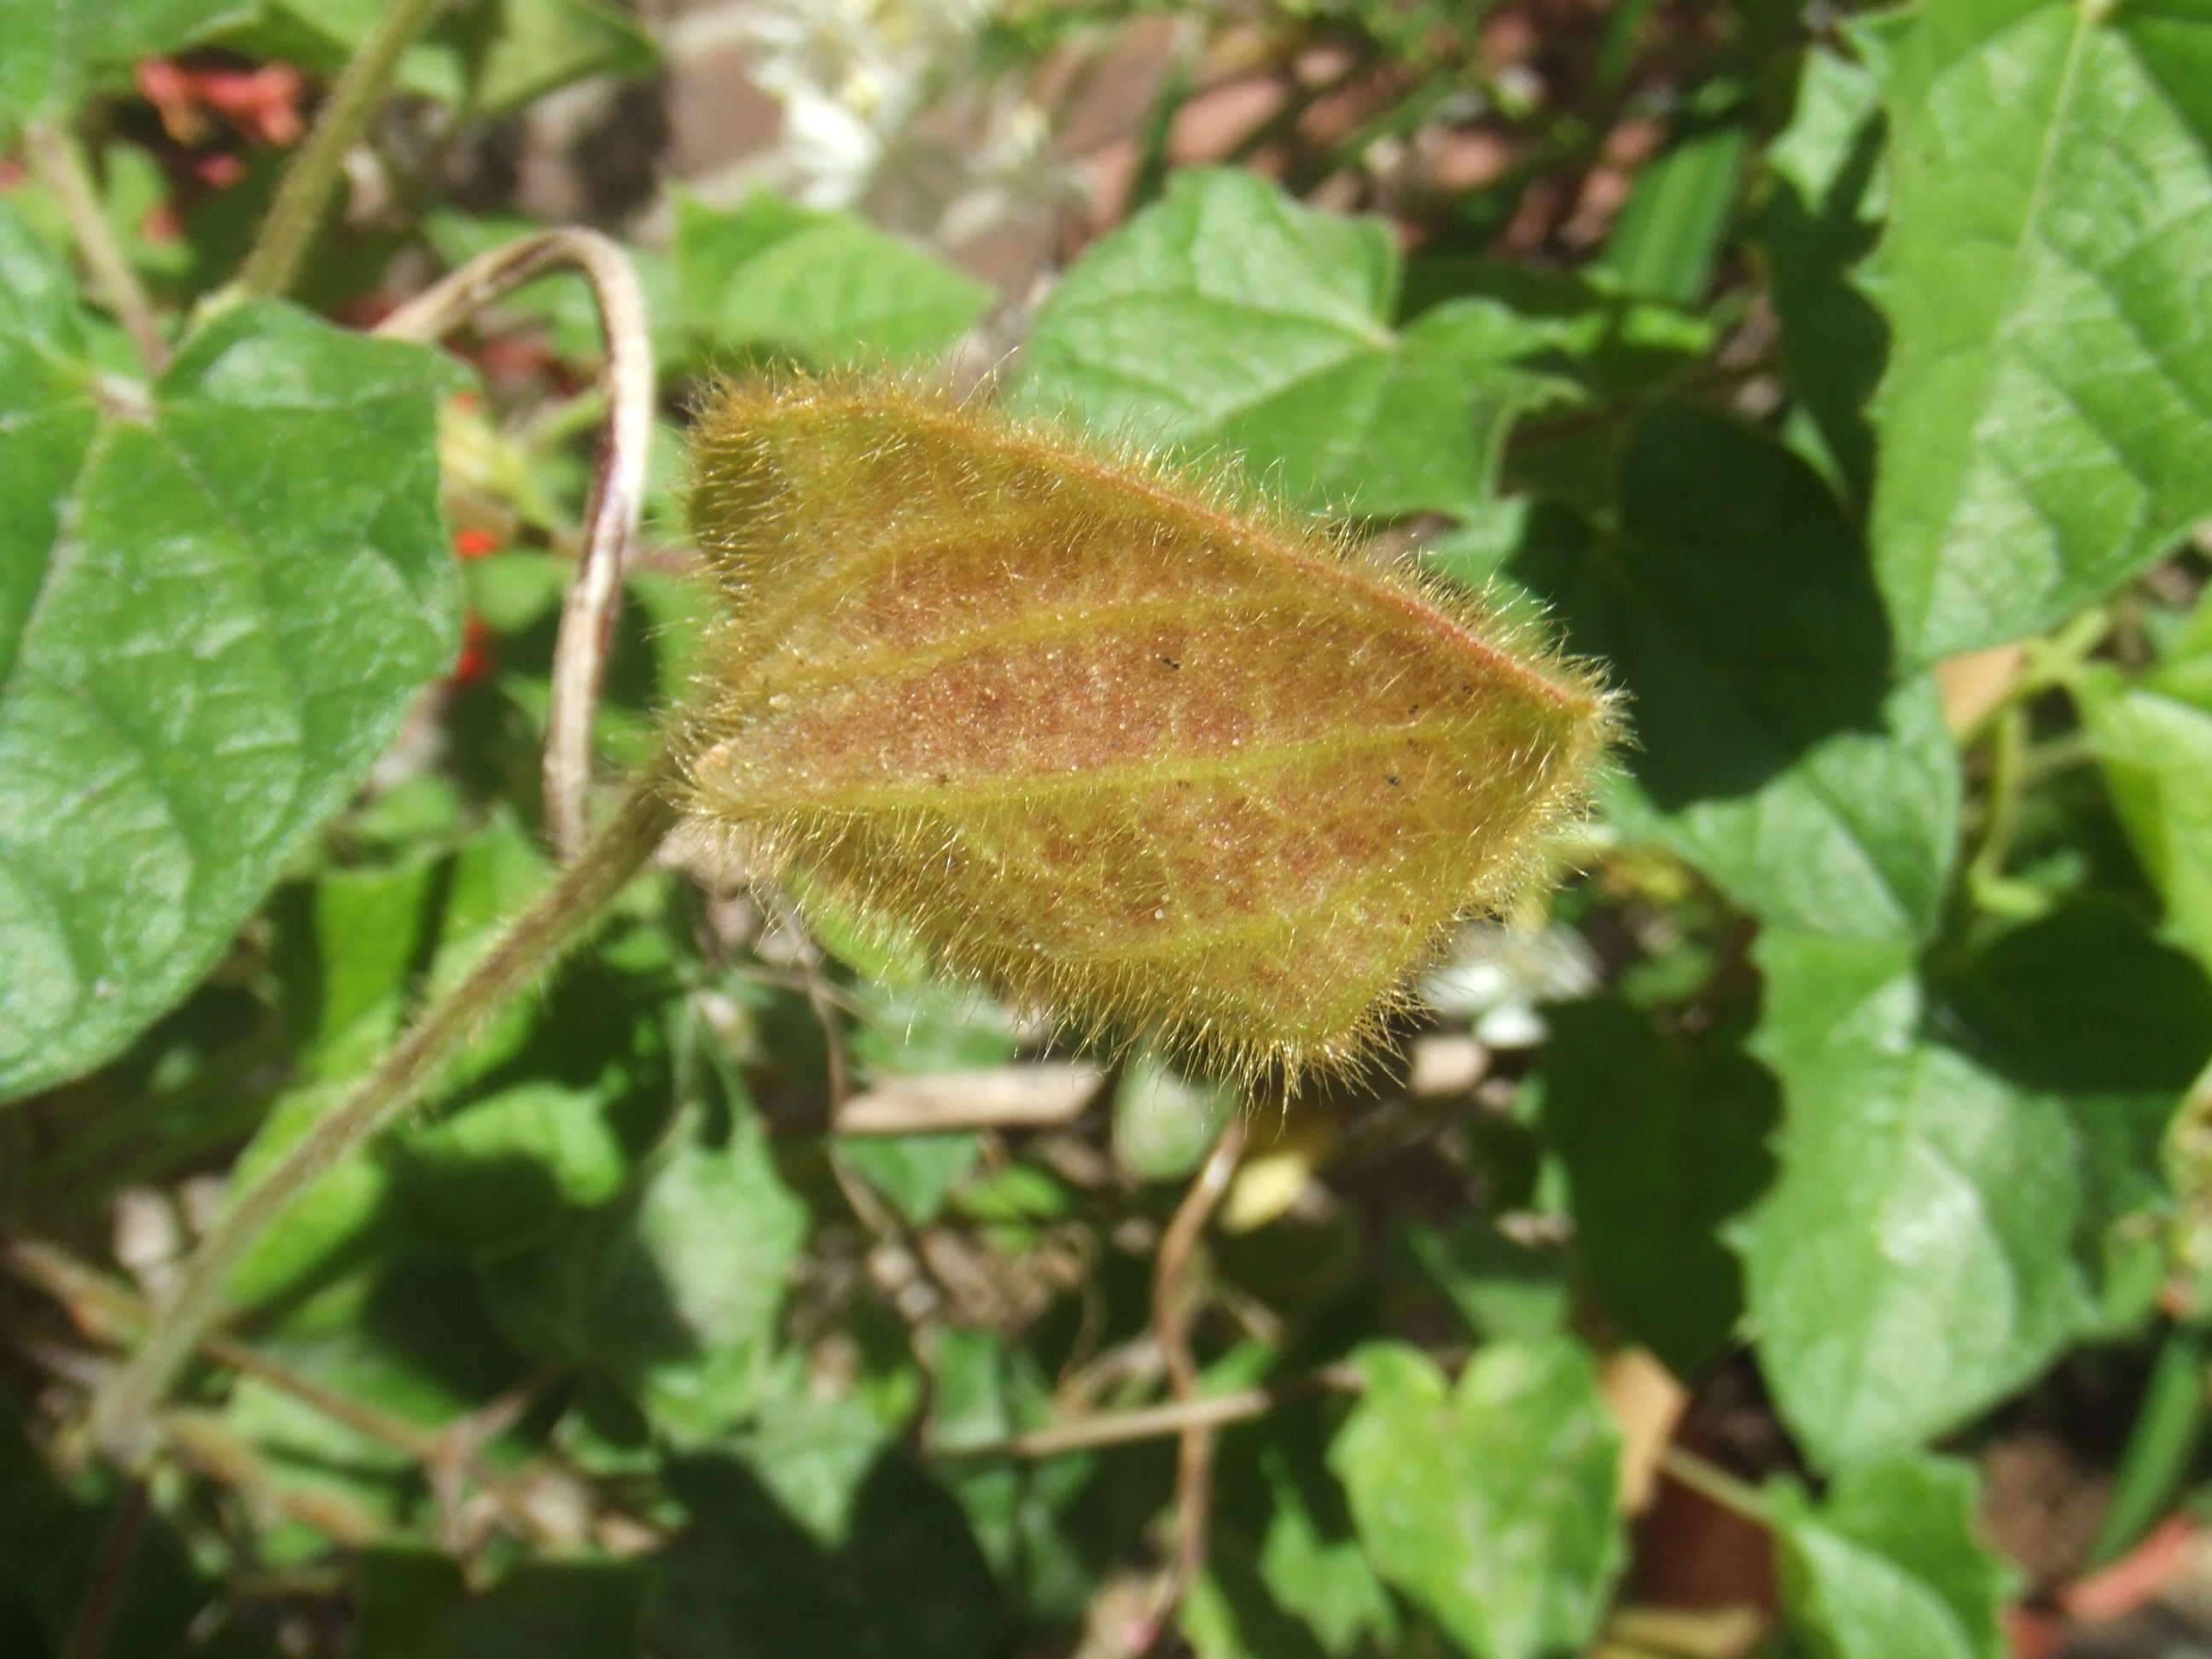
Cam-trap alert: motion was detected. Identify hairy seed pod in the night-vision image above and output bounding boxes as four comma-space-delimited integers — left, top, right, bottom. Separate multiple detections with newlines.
677, 375, 1618, 1081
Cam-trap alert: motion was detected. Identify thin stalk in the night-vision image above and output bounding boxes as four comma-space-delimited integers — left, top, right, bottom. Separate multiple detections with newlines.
1144, 1114, 1250, 1650
1656, 1444, 1771, 1527
6, 1242, 566, 1545
24, 122, 166, 371
1966, 703, 2041, 917
232, 0, 446, 299
934, 1365, 1361, 1460
90, 771, 678, 1468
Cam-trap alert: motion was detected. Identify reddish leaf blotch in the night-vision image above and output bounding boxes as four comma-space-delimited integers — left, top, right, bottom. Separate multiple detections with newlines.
676, 376, 1617, 1080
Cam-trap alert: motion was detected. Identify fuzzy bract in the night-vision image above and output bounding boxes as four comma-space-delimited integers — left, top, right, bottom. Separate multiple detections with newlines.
677, 375, 1617, 1081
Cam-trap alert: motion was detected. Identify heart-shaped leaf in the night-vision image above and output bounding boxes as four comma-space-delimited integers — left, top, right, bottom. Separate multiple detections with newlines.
0, 207, 461, 1101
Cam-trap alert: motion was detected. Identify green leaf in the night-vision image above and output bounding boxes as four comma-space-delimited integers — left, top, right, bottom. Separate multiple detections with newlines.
1398, 258, 1718, 402
223, 1261, 529, 1553
1330, 1339, 1623, 1659
830, 972, 1020, 1223
1866, 0, 2212, 665
273, 818, 548, 1083
2081, 664, 2212, 975
725, 1388, 897, 1546
0, 237, 463, 1103
1016, 167, 1571, 517
1400, 1218, 1569, 1344
672, 189, 991, 368
1114, 1049, 1238, 1182
1536, 997, 1778, 1377
223, 0, 654, 114
832, 1133, 982, 1228
1773, 1456, 2013, 1659
0, 0, 250, 126
1755, 48, 1884, 504
1594, 83, 1750, 306
1509, 405, 1961, 941
931, 1330, 1100, 1622
1738, 931, 2094, 1467
224, 827, 676, 1301
1188, 1411, 1398, 1659
445, 0, 658, 117
1936, 901, 2212, 1324
479, 1100, 808, 1447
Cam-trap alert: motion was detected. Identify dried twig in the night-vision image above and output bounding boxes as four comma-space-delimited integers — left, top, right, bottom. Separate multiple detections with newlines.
832, 1062, 1106, 1136
9, 1243, 570, 1545
1142, 1112, 1249, 1649
938, 1364, 1359, 1460
375, 228, 656, 859
162, 1412, 386, 1546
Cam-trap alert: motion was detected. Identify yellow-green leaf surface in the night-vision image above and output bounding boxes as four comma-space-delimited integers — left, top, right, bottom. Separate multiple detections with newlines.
678, 378, 1616, 1080
1866, 0, 2212, 665
0, 207, 461, 1101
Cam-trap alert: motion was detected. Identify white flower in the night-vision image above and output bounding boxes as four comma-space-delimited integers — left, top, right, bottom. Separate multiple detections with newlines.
743, 0, 1067, 242
1421, 923, 1600, 1049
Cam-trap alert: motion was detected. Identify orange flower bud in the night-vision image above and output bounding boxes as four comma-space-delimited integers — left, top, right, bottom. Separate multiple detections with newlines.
677, 375, 1617, 1081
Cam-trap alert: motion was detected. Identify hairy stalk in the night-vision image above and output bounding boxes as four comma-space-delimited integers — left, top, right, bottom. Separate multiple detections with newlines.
232, 0, 446, 299
25, 122, 166, 371
90, 771, 678, 1468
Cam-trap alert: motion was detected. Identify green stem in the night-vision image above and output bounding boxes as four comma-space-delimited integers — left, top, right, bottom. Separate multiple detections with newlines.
25, 122, 166, 371
1965, 702, 2051, 920
1656, 1445, 1770, 1527
231, 0, 446, 299
90, 770, 678, 1469
2087, 1324, 2209, 1569
1969, 703, 2026, 891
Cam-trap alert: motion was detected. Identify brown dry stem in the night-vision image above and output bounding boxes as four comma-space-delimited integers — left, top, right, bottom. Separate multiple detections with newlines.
1143, 1112, 1249, 1649
375, 228, 656, 859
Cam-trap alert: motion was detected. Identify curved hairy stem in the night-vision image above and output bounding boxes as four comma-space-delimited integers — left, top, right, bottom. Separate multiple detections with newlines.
25, 122, 166, 371
375, 229, 656, 860
90, 770, 678, 1469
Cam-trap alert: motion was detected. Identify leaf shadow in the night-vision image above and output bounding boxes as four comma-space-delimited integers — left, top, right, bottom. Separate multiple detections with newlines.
646, 1447, 1004, 1659
1507, 402, 1895, 812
